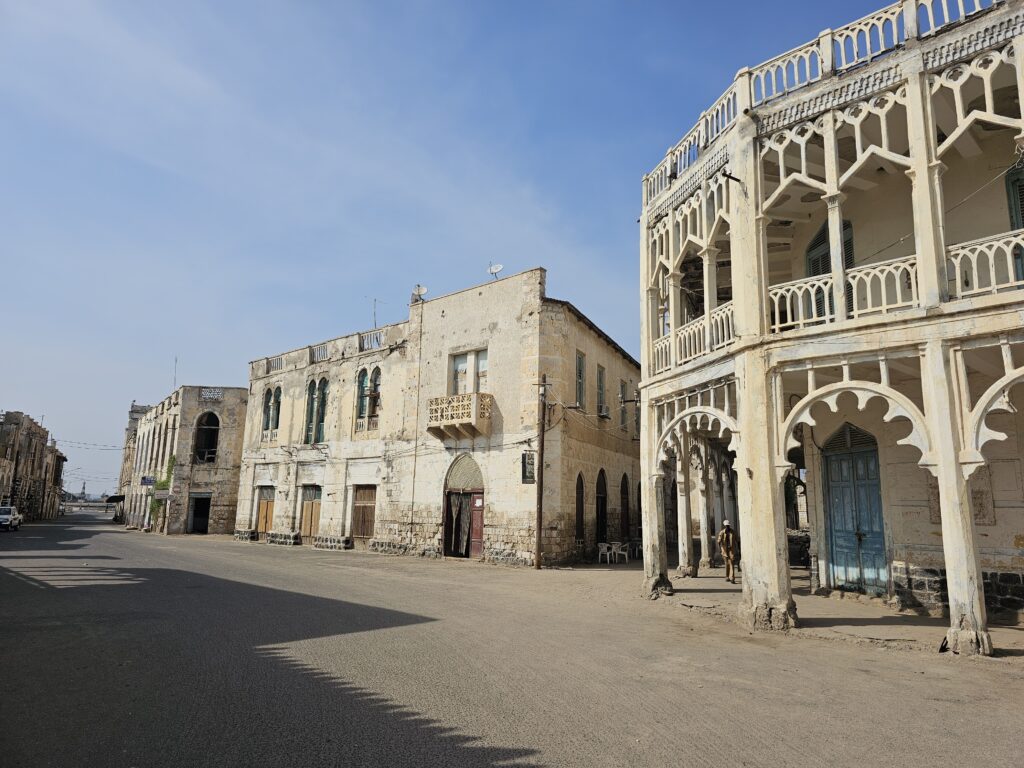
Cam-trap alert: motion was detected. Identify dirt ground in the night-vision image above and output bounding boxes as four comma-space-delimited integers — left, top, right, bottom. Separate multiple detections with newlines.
2, 512, 1022, 768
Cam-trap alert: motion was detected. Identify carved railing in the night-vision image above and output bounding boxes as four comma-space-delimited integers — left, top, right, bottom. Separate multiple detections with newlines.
265, 356, 283, 374
427, 393, 494, 437
359, 329, 384, 352
708, 302, 735, 351
750, 39, 824, 106
309, 343, 329, 363
675, 316, 707, 364
769, 275, 834, 333
652, 335, 672, 375
833, 3, 906, 72
644, 0, 1006, 203
847, 255, 919, 318
917, 0, 1000, 36
355, 416, 380, 433
947, 229, 1024, 298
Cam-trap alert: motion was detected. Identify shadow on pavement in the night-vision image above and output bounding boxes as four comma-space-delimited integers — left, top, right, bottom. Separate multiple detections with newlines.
0, 552, 542, 767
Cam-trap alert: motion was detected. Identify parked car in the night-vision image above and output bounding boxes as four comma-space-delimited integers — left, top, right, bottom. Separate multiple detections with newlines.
0, 506, 23, 531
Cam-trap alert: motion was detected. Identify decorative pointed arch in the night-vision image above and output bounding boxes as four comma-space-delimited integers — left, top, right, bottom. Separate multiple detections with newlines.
656, 405, 739, 464
778, 381, 934, 475
961, 366, 1024, 479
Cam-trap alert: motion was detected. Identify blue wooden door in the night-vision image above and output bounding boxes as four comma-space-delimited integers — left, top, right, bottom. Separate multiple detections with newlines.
825, 430, 886, 594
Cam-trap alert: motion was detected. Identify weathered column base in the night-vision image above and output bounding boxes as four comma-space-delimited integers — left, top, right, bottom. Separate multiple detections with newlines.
738, 598, 798, 631
945, 625, 993, 656
641, 574, 674, 599
676, 564, 698, 578
699, 558, 713, 570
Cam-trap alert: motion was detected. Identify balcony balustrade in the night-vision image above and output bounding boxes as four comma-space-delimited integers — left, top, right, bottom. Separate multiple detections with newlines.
675, 316, 708, 364
427, 393, 494, 439
769, 275, 834, 333
847, 255, 919, 319
708, 302, 735, 351
947, 230, 1024, 299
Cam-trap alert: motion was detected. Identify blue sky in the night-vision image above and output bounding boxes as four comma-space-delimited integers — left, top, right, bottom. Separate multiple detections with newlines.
1, 0, 882, 492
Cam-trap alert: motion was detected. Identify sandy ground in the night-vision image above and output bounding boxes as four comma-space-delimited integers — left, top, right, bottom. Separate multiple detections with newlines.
1, 511, 1022, 768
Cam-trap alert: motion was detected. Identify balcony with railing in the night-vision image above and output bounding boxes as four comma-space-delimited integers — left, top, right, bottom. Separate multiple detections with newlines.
427, 393, 494, 439
947, 230, 1024, 299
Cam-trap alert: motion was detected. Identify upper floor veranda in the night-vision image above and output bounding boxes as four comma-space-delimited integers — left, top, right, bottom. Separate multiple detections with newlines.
641, 0, 1024, 384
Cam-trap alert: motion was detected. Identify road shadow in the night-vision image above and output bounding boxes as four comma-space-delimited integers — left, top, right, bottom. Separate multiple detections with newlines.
0, 515, 119, 553
0, 560, 542, 767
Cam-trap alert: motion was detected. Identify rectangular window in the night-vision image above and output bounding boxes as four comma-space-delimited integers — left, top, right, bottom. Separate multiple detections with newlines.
597, 366, 607, 417
619, 380, 628, 429
475, 349, 488, 393
451, 354, 469, 395
635, 392, 641, 435
575, 351, 586, 410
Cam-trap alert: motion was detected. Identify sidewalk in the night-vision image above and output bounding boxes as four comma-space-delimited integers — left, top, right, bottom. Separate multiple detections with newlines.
665, 565, 1024, 656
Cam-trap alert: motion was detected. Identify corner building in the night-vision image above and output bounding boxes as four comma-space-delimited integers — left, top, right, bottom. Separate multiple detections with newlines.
234, 269, 641, 565
639, 0, 1024, 655
124, 386, 247, 534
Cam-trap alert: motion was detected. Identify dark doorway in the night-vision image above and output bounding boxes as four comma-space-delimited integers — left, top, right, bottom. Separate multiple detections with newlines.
619, 474, 630, 541
190, 496, 210, 534
595, 470, 608, 544
575, 474, 585, 544
443, 455, 485, 559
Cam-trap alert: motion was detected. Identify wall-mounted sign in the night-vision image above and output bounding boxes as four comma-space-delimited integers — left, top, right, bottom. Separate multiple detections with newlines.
521, 452, 536, 484
140, 476, 155, 486
154, 490, 169, 500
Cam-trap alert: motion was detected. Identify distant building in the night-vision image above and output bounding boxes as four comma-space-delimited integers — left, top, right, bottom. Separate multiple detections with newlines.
233, 268, 641, 565
123, 386, 247, 534
0, 411, 66, 520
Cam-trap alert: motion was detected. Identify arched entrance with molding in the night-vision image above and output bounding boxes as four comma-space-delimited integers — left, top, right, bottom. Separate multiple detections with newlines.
443, 455, 484, 558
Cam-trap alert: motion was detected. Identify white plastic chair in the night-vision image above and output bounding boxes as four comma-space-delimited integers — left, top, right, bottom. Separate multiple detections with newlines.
611, 542, 629, 564
597, 542, 613, 564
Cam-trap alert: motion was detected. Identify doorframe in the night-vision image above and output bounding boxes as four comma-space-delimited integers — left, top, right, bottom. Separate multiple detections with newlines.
819, 425, 893, 596
442, 487, 483, 558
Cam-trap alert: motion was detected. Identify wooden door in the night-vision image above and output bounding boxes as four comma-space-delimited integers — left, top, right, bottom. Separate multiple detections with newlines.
256, 487, 275, 539
469, 493, 484, 558
352, 485, 377, 541
826, 442, 886, 594
300, 486, 322, 542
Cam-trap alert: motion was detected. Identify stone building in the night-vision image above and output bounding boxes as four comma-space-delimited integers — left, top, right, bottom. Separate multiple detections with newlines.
638, 0, 1024, 655
117, 402, 150, 498
123, 386, 247, 534
233, 268, 641, 565
0, 411, 65, 520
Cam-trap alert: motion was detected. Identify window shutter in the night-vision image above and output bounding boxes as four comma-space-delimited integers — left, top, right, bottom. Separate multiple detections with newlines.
1012, 175, 1024, 230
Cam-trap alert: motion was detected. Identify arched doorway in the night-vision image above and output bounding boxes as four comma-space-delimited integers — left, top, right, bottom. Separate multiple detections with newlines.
595, 470, 608, 544
444, 455, 484, 558
575, 474, 585, 545
619, 474, 630, 541
823, 423, 886, 594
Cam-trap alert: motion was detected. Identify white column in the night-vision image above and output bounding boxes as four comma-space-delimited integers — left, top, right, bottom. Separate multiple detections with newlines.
667, 272, 681, 367
920, 340, 992, 655
903, 56, 947, 307
639, 395, 672, 597
822, 112, 849, 322
702, 247, 719, 350
677, 432, 697, 577
696, 448, 713, 570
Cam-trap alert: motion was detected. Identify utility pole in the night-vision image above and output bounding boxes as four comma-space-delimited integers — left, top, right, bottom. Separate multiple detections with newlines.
535, 374, 547, 570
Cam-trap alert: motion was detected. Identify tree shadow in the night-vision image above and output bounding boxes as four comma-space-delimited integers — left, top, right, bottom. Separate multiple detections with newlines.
0, 559, 543, 767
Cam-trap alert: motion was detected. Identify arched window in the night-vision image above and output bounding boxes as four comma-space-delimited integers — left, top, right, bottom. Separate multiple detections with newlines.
262, 389, 273, 431
575, 474, 585, 542
272, 387, 282, 429
368, 368, 382, 419
194, 413, 219, 464
303, 380, 316, 444
357, 369, 369, 419
596, 470, 608, 543
314, 378, 328, 443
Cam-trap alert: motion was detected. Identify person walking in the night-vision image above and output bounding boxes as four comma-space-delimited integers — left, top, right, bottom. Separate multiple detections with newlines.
717, 520, 738, 584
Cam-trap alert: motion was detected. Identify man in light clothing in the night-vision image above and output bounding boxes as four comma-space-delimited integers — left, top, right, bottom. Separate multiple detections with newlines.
717, 520, 738, 584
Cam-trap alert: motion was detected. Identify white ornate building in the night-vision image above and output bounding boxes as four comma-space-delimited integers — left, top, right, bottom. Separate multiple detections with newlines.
639, 0, 1024, 655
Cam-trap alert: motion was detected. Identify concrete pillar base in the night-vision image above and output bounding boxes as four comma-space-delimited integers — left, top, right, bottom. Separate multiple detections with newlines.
676, 565, 698, 578
641, 574, 674, 599
945, 627, 993, 656
739, 598, 798, 631
699, 558, 712, 570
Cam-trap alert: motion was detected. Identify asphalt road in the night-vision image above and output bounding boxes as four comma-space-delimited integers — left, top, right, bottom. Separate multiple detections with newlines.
2, 512, 1022, 768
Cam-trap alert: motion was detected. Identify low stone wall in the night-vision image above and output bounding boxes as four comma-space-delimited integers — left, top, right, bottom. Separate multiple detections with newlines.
312, 535, 351, 551
233, 528, 257, 542
982, 570, 1024, 619
267, 530, 301, 546
891, 564, 948, 614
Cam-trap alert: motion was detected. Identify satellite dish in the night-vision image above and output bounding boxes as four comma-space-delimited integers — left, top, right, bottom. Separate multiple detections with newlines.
488, 263, 504, 279
413, 284, 428, 297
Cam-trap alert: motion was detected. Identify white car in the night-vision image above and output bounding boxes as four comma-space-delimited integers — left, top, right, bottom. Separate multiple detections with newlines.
0, 506, 23, 531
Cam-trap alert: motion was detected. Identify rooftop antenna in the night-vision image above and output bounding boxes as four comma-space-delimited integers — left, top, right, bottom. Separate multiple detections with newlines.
488, 262, 504, 280
366, 297, 386, 328
411, 284, 428, 303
